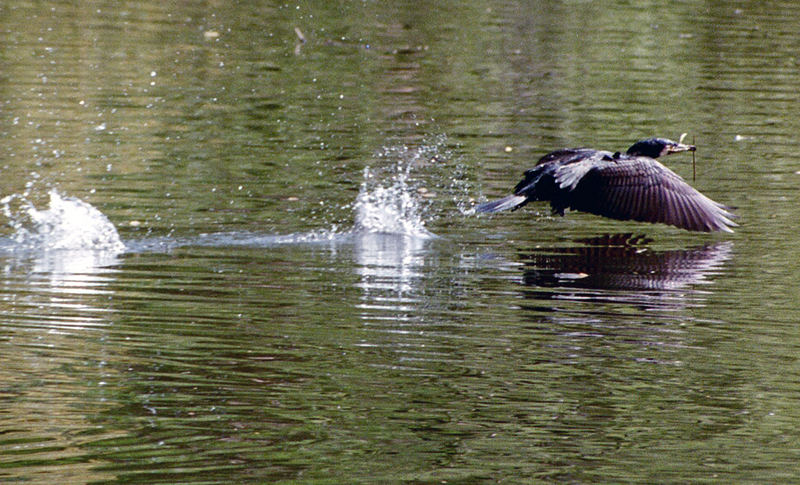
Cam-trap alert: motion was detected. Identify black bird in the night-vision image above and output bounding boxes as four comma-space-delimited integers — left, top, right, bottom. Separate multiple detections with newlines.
476, 137, 737, 232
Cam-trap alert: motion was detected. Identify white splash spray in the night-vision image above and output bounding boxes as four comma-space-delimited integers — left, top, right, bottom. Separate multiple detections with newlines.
1, 189, 125, 253
353, 164, 435, 239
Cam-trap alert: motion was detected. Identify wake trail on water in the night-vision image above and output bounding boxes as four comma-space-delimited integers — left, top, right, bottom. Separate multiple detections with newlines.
130, 165, 434, 252
0, 138, 473, 256
147, 140, 456, 250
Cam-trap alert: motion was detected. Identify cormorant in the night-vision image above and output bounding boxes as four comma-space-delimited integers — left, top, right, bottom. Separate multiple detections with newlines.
476, 137, 737, 232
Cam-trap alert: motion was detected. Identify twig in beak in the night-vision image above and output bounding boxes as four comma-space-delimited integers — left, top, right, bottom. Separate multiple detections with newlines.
294, 27, 306, 55
692, 135, 696, 182
294, 27, 307, 43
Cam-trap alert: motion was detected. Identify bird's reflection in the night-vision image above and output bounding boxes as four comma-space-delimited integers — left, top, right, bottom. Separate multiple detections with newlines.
519, 233, 733, 311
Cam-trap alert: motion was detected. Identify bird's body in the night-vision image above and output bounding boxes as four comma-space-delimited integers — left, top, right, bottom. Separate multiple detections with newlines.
476, 138, 737, 232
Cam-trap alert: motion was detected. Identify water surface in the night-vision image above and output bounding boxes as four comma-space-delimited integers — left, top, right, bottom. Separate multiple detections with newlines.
2, 1, 800, 483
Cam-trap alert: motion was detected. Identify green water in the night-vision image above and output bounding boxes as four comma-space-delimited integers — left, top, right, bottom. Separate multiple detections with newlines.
2, 1, 800, 483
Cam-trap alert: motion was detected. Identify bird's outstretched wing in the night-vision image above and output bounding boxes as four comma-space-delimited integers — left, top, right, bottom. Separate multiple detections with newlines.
562, 158, 737, 232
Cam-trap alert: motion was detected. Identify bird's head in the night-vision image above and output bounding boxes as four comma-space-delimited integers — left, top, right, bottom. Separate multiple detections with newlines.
625, 138, 696, 158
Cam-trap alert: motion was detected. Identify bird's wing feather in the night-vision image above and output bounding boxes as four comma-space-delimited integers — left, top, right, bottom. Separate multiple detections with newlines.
535, 148, 596, 166
564, 158, 736, 232
552, 150, 616, 191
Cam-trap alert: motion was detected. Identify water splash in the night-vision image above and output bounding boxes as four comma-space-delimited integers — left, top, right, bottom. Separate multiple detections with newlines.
131, 153, 438, 251
352, 137, 464, 240
0, 138, 454, 257
353, 165, 435, 239
1, 190, 125, 253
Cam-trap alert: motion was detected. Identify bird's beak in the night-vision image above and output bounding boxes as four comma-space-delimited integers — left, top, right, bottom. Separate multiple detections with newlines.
667, 143, 696, 154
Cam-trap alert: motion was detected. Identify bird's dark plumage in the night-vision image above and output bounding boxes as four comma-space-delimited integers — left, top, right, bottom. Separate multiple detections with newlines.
476, 138, 737, 232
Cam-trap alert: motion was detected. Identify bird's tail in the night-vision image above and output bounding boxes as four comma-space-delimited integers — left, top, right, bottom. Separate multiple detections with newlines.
475, 195, 528, 213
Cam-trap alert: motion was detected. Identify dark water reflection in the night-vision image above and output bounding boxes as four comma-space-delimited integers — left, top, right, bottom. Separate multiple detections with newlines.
3, 0, 800, 483
520, 233, 733, 303
515, 234, 735, 378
